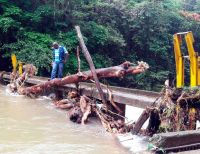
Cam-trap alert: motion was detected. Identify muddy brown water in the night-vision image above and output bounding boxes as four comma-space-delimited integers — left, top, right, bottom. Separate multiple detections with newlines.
0, 85, 132, 154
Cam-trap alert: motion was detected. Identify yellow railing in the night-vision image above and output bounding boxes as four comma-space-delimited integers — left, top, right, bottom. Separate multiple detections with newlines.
174, 31, 200, 87
11, 54, 24, 75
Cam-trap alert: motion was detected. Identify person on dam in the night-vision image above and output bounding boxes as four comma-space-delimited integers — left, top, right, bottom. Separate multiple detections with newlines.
51, 42, 69, 79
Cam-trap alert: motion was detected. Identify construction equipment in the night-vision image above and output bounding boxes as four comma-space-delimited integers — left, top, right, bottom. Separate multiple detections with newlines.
174, 31, 200, 88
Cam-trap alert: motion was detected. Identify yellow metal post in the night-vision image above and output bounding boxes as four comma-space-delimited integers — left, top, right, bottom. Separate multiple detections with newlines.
185, 32, 198, 87
18, 61, 23, 75
11, 54, 17, 73
173, 34, 184, 88
198, 57, 200, 85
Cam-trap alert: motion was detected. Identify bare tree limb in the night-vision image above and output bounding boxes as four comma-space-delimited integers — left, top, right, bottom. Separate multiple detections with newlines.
75, 25, 108, 108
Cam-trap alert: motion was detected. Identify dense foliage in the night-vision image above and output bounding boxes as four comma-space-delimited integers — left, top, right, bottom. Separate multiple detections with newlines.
0, 0, 200, 90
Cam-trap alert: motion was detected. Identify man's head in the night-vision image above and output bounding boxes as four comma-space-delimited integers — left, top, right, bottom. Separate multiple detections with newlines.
52, 42, 59, 49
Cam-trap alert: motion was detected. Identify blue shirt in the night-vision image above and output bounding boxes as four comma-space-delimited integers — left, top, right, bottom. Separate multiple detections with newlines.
54, 46, 68, 62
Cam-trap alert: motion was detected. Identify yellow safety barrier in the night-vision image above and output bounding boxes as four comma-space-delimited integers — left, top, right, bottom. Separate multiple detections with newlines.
198, 57, 200, 85
173, 34, 184, 88
11, 54, 17, 73
174, 31, 200, 87
11, 54, 24, 75
185, 32, 198, 87
18, 61, 23, 75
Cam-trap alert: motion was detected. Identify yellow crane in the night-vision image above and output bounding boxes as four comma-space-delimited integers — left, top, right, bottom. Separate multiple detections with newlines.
174, 31, 200, 88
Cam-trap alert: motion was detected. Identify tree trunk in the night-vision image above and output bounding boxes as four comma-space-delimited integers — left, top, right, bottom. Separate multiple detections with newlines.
18, 61, 148, 96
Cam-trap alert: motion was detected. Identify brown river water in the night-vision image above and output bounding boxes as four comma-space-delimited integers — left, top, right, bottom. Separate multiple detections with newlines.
0, 85, 149, 154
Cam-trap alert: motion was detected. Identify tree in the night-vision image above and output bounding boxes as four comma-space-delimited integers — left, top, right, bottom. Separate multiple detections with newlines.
1, 0, 200, 90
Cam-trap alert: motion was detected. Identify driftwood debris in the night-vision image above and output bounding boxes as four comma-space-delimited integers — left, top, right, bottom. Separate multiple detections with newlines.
8, 64, 37, 93
67, 95, 92, 124
8, 61, 148, 133
80, 95, 92, 124
51, 77, 136, 132
132, 108, 152, 135
132, 84, 200, 136
54, 99, 76, 109
132, 93, 161, 135
8, 60, 148, 133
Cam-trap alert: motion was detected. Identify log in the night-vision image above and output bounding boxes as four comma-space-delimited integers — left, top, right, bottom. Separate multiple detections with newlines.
132, 108, 151, 134
80, 95, 92, 124
18, 61, 148, 96
132, 93, 161, 135
75, 25, 107, 107
54, 99, 76, 109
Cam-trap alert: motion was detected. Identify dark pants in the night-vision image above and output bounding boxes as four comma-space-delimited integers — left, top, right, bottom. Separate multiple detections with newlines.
51, 62, 64, 79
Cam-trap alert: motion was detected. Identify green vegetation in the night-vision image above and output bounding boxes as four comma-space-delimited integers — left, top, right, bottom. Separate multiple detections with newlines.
0, 0, 200, 90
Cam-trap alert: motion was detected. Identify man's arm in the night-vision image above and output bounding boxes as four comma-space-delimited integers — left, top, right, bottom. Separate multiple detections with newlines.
63, 47, 69, 63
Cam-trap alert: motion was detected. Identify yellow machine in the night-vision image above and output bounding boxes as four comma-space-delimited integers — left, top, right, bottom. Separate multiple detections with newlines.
174, 31, 200, 88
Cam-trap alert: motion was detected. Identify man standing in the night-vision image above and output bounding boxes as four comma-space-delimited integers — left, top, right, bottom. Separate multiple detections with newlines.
51, 42, 69, 79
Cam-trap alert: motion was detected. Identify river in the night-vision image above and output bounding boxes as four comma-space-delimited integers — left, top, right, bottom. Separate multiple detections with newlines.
0, 85, 149, 154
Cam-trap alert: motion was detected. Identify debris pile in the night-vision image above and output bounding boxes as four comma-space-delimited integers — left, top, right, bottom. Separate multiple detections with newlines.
7, 60, 148, 134
8, 64, 37, 94
6, 26, 149, 134
133, 83, 200, 136
157, 86, 200, 133
54, 91, 133, 133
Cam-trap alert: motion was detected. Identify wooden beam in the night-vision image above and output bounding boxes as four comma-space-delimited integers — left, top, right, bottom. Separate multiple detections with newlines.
151, 130, 200, 148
